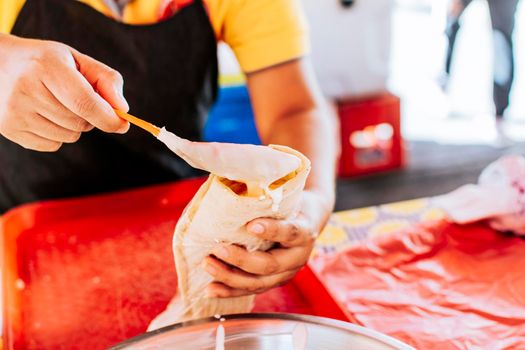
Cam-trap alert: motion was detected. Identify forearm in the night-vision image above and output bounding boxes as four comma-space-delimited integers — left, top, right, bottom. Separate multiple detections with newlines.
261, 103, 340, 228
247, 58, 340, 230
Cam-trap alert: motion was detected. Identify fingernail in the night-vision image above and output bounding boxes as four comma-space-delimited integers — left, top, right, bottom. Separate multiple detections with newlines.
114, 86, 129, 111
116, 122, 130, 134
250, 223, 265, 235
122, 99, 130, 111
214, 246, 229, 259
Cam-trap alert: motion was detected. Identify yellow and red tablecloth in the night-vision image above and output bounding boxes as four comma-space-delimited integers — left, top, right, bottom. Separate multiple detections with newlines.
313, 198, 444, 257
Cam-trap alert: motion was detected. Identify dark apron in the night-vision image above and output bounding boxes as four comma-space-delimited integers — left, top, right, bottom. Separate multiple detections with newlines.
0, 0, 218, 212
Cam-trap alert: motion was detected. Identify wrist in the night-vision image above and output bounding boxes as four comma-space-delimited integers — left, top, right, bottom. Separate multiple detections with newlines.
302, 188, 335, 235
305, 185, 335, 212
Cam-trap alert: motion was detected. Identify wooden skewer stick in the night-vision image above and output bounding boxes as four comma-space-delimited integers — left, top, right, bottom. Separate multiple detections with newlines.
114, 109, 161, 137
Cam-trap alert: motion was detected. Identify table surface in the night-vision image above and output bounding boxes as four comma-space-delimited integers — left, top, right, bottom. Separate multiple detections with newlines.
313, 197, 443, 257
0, 198, 443, 349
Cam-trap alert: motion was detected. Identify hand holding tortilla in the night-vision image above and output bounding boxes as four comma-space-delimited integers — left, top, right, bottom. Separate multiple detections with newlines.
130, 116, 312, 329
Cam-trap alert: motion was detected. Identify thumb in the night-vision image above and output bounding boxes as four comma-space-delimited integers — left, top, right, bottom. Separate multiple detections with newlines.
71, 49, 130, 112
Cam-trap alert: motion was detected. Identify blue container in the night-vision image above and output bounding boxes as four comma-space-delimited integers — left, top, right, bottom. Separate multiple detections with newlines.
204, 85, 261, 145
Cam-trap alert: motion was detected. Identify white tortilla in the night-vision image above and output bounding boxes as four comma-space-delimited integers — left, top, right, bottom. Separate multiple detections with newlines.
148, 145, 311, 330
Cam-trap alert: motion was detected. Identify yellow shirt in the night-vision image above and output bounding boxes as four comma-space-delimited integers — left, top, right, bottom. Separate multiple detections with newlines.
0, 0, 308, 73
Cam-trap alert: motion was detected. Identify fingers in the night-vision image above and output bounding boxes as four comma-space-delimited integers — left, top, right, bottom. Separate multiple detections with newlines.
71, 49, 129, 112
35, 83, 94, 132
203, 215, 316, 297
10, 131, 62, 152
211, 245, 279, 275
203, 256, 299, 296
247, 217, 314, 248
211, 244, 309, 276
2, 111, 81, 150
0, 38, 130, 152
31, 113, 82, 143
207, 282, 259, 298
43, 50, 129, 134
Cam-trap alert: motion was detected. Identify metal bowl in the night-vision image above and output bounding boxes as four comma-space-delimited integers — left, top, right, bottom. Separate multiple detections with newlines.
110, 313, 414, 350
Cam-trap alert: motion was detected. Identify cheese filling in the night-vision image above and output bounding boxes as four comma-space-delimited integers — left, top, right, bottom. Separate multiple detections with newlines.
158, 127, 301, 211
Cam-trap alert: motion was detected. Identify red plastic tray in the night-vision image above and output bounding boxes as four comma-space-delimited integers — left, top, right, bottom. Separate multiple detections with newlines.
1, 179, 347, 350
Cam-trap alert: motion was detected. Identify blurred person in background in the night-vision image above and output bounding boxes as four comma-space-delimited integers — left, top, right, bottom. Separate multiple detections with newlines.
0, 0, 338, 297
444, 0, 520, 142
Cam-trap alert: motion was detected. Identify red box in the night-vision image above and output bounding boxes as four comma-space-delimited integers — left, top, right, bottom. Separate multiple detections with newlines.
1, 179, 348, 350
338, 93, 404, 177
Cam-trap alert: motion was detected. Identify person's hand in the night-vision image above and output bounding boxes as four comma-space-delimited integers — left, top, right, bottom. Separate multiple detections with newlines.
0, 34, 129, 152
204, 190, 332, 298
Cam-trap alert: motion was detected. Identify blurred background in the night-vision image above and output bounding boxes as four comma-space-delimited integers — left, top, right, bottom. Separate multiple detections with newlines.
3, 2, 524, 347
206, 0, 525, 210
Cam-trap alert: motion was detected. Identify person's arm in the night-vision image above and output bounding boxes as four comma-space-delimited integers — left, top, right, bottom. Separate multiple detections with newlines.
249, 58, 338, 216
204, 58, 340, 298
0, 33, 129, 152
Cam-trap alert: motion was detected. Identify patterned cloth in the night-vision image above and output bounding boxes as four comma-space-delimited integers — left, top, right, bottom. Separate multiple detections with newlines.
313, 198, 445, 257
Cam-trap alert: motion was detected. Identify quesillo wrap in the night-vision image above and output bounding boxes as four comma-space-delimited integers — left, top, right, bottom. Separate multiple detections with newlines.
148, 129, 311, 330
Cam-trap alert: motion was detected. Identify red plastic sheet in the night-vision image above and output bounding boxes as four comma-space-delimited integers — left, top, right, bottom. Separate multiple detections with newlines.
311, 220, 525, 350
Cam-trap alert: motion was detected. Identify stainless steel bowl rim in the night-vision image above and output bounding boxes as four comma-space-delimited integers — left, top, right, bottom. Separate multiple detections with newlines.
110, 313, 415, 350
